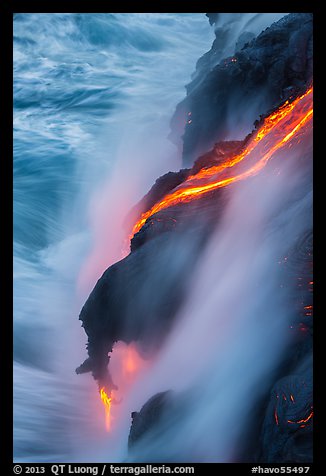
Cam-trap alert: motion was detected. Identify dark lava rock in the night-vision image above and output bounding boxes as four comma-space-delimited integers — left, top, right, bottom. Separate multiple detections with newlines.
76, 127, 312, 462
170, 13, 313, 166
76, 139, 239, 389
76, 13, 313, 463
259, 372, 313, 463
128, 391, 173, 450
206, 13, 219, 26
235, 31, 255, 53
191, 140, 244, 175
76, 181, 228, 389
76, 232, 204, 387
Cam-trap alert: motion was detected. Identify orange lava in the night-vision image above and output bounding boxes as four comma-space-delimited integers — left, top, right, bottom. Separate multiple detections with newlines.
100, 387, 113, 431
288, 410, 313, 425
130, 87, 313, 240
99, 343, 147, 431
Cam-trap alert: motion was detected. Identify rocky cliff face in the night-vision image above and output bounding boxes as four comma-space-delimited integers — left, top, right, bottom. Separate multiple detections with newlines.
76, 155, 229, 387
170, 13, 312, 166
76, 13, 313, 463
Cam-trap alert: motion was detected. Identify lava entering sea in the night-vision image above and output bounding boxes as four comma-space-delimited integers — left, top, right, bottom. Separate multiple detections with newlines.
98, 86, 313, 431
130, 86, 313, 241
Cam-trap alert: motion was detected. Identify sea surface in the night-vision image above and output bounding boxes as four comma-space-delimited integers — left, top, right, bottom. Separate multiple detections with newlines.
13, 13, 215, 462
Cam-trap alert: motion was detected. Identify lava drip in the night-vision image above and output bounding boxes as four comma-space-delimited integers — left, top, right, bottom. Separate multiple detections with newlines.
100, 387, 113, 431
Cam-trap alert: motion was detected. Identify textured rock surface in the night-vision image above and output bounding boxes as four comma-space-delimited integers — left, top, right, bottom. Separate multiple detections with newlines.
76, 12, 313, 462
128, 391, 173, 450
76, 148, 229, 388
126, 13, 313, 462
259, 371, 313, 463
170, 13, 313, 165
126, 225, 313, 462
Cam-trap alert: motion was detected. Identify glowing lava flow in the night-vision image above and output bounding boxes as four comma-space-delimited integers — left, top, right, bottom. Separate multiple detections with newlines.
131, 87, 313, 239
99, 344, 146, 431
288, 410, 313, 425
100, 387, 113, 431
99, 87, 313, 430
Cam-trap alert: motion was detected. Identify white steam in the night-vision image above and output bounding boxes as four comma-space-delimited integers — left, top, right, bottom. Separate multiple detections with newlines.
125, 136, 312, 462
14, 12, 215, 463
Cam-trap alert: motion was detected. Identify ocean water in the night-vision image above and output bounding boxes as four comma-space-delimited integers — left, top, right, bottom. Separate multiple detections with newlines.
13, 13, 215, 462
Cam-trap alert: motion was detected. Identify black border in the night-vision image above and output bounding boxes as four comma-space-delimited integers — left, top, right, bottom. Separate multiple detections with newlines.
2, 0, 14, 471
8, 1, 310, 14
3, 1, 321, 472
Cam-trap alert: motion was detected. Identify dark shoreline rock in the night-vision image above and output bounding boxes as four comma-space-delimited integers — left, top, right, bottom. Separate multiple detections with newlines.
76, 12, 313, 462
170, 13, 312, 166
128, 391, 173, 451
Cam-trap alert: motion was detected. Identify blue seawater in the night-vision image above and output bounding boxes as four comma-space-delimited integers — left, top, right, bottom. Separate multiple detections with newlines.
13, 13, 215, 462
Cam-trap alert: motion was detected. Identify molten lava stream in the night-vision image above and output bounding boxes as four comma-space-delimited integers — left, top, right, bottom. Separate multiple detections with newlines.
99, 87, 313, 431
131, 87, 313, 239
100, 387, 113, 431
99, 343, 148, 432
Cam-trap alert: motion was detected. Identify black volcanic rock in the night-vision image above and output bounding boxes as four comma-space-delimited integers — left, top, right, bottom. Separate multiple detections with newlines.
76, 233, 199, 386
170, 13, 313, 165
76, 134, 243, 389
206, 13, 219, 26
259, 372, 313, 463
77, 128, 312, 462
235, 31, 255, 53
76, 12, 313, 463
128, 391, 173, 450
76, 175, 228, 389
125, 168, 191, 243
127, 221, 313, 463
76, 152, 231, 389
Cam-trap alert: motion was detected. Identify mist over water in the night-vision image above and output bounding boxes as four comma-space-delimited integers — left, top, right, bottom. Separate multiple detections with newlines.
14, 12, 215, 462
127, 135, 313, 462
13, 13, 297, 462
